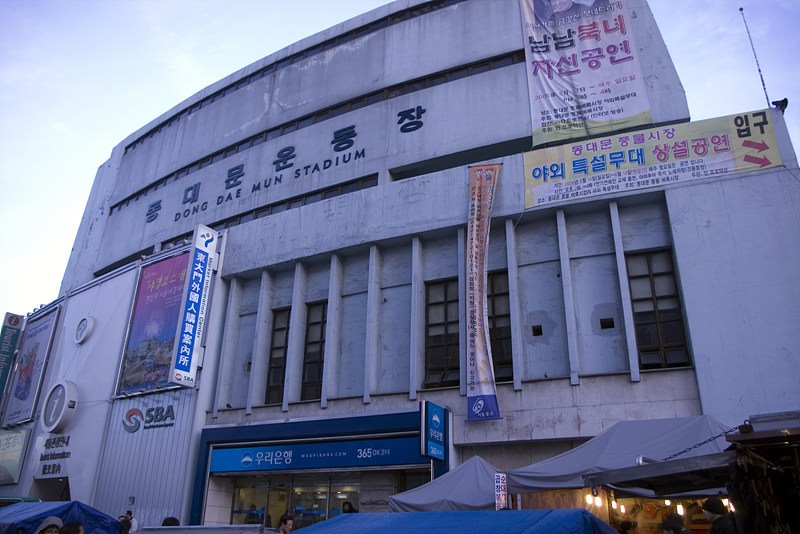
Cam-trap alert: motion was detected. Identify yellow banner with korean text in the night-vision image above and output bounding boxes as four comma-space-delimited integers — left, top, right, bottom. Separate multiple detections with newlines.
524, 109, 783, 209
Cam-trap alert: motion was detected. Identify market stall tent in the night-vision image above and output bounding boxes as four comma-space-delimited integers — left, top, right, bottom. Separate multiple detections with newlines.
389, 455, 500, 511
297, 509, 618, 534
507, 415, 732, 494
0, 501, 122, 534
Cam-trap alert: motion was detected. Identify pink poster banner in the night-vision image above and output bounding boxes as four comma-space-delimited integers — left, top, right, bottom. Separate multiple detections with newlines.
519, 0, 651, 146
466, 163, 502, 421
118, 253, 188, 395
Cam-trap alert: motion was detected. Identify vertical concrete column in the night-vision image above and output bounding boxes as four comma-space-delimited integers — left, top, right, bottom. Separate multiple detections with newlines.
609, 201, 641, 382
284, 262, 307, 411
364, 245, 382, 404
214, 276, 241, 415
246, 269, 274, 414
181, 232, 228, 520
557, 209, 580, 386
505, 219, 524, 391
409, 237, 424, 400
458, 227, 467, 397
321, 254, 343, 408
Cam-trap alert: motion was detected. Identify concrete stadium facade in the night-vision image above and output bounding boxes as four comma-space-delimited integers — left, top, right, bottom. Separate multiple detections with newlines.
1, 0, 798, 528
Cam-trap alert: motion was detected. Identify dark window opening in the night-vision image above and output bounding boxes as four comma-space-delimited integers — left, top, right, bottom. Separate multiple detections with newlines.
626, 249, 691, 370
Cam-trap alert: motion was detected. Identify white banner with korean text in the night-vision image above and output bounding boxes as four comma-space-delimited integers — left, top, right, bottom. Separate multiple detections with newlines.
466, 164, 502, 421
169, 225, 219, 387
524, 109, 784, 208
519, 0, 651, 145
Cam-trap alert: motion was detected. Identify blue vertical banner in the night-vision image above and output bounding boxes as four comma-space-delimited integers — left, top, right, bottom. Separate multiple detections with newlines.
466, 164, 502, 421
170, 225, 218, 387
420, 400, 446, 461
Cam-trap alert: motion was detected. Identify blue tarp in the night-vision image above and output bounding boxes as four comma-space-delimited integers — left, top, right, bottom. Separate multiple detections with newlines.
297, 509, 618, 534
0, 501, 122, 534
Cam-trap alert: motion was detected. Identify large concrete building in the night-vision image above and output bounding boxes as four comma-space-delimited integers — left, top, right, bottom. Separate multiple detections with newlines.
1, 0, 798, 529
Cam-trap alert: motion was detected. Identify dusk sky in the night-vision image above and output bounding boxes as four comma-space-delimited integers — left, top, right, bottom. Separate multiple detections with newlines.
1, 0, 798, 318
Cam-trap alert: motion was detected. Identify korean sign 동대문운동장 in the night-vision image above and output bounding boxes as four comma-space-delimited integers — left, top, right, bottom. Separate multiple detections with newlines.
524, 109, 783, 208
519, 0, 652, 146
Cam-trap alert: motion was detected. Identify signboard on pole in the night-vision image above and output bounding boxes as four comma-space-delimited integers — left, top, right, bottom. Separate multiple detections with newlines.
495, 472, 509, 510
519, 0, 651, 146
0, 313, 24, 398
170, 225, 218, 387
420, 400, 446, 461
524, 109, 784, 208
466, 164, 502, 421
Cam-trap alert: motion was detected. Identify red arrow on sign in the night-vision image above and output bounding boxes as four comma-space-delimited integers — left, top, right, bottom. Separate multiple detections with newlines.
743, 154, 771, 167
742, 139, 769, 152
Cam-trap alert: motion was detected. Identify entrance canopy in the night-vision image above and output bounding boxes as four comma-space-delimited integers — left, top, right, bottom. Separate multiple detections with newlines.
298, 509, 618, 534
0, 501, 122, 534
389, 455, 500, 511
507, 415, 732, 494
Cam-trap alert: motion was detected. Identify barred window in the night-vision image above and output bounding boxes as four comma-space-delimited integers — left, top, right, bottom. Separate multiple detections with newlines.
265, 308, 290, 405
301, 301, 327, 400
424, 279, 460, 389
487, 271, 513, 382
626, 250, 691, 369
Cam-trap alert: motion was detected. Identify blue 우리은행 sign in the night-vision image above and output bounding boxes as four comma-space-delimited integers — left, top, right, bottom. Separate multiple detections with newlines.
420, 401, 446, 461
209, 436, 427, 473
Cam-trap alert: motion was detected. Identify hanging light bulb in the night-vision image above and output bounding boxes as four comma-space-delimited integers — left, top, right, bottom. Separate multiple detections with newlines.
664, 499, 671, 506
594, 496, 602, 507
611, 500, 618, 510
620, 504, 626, 514
722, 498, 729, 507
676, 504, 684, 515
730, 503, 736, 512
585, 494, 593, 505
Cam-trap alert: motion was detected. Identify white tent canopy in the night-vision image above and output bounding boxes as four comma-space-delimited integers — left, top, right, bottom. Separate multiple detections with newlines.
389, 455, 501, 511
507, 415, 732, 494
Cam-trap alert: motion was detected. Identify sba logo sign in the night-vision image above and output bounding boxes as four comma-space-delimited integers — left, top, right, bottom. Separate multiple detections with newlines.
122, 405, 176, 433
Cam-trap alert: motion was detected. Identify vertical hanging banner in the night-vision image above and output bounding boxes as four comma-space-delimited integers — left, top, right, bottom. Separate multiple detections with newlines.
0, 313, 24, 399
519, 0, 651, 146
466, 164, 502, 421
170, 225, 219, 387
2, 307, 59, 426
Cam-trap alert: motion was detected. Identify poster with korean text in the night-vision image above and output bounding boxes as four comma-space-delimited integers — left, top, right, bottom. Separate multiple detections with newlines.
118, 253, 188, 395
466, 164, 502, 421
1, 307, 59, 426
520, 0, 651, 145
524, 109, 783, 208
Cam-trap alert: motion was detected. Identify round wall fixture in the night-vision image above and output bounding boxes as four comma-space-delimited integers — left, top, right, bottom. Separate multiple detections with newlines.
74, 316, 94, 345
41, 380, 79, 434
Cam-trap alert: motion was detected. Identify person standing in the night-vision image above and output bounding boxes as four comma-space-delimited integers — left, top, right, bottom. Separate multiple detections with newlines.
277, 514, 294, 533
126, 510, 138, 532
35, 516, 63, 534
61, 523, 85, 534
702, 497, 735, 534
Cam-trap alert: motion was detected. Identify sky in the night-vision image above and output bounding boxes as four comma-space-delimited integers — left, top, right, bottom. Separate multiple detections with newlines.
1, 0, 798, 318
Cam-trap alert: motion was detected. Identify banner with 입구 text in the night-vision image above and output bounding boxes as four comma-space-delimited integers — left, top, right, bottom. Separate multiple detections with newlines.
466, 164, 502, 421
524, 109, 784, 208
519, 0, 651, 145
